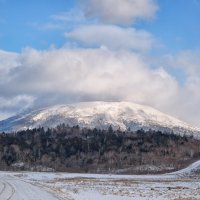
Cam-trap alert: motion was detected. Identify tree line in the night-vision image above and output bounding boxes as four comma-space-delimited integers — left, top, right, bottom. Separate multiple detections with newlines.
0, 124, 200, 174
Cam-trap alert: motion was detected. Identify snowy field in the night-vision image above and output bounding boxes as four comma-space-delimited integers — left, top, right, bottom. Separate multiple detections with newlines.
1, 160, 200, 200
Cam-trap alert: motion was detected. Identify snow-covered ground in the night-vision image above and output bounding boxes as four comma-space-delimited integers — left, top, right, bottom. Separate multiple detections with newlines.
0, 173, 58, 200
1, 160, 200, 200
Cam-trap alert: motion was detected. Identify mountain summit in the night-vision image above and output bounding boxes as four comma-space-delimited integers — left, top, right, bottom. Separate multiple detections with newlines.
0, 101, 200, 137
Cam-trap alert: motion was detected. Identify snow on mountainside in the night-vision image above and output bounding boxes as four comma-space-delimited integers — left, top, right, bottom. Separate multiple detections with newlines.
0, 101, 200, 137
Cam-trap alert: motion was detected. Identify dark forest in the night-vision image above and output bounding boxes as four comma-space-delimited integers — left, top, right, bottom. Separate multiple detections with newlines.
1, 124, 200, 174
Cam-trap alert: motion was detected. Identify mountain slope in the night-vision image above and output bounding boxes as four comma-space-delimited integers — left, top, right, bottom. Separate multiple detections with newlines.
0, 101, 200, 137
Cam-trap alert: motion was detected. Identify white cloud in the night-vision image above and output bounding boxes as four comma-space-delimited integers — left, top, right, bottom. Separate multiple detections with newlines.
173, 51, 200, 77
0, 95, 35, 120
32, 10, 86, 31
2, 47, 200, 128
0, 95, 34, 110
161, 50, 200, 85
0, 47, 179, 120
79, 0, 158, 24
0, 50, 19, 84
153, 50, 200, 126
66, 25, 155, 51
51, 10, 85, 23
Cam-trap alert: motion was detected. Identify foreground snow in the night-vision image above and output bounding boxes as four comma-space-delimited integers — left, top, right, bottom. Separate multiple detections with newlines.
1, 160, 200, 200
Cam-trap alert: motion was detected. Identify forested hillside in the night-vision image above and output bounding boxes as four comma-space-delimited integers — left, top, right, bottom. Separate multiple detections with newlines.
0, 124, 200, 174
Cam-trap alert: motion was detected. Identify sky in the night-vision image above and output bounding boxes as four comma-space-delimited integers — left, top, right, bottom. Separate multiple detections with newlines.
0, 0, 200, 127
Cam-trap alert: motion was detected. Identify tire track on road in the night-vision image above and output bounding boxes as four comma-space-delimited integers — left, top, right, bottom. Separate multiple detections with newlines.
5, 181, 15, 200
0, 174, 62, 200
0, 180, 15, 200
0, 181, 6, 195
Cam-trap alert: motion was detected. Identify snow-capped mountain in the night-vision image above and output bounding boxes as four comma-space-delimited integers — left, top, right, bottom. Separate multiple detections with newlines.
0, 101, 200, 138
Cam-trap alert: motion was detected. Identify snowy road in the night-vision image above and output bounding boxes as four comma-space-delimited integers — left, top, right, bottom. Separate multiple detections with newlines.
0, 174, 59, 200
0, 160, 200, 200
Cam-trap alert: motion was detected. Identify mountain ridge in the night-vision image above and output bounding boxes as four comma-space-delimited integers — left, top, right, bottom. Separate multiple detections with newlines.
0, 101, 200, 138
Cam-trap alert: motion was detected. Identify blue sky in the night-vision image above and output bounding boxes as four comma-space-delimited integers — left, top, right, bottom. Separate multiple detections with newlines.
0, 0, 75, 51
0, 0, 200, 53
1, 0, 200, 127
142, 0, 200, 53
